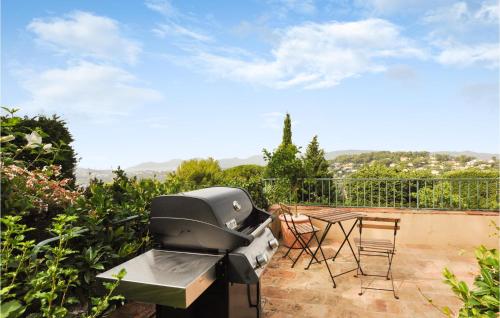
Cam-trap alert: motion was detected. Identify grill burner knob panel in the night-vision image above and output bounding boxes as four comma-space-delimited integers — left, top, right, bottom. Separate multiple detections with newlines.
268, 238, 279, 249
255, 254, 268, 267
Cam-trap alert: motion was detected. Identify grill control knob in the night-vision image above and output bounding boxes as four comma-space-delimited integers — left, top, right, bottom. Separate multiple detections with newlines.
255, 254, 268, 267
268, 238, 279, 249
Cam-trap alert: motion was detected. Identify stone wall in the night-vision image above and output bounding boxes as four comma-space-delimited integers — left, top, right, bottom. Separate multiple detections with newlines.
268, 205, 499, 249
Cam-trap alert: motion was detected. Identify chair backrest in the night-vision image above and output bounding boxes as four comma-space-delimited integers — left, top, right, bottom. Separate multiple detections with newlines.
358, 217, 400, 246
279, 203, 298, 232
279, 203, 291, 215
359, 217, 400, 232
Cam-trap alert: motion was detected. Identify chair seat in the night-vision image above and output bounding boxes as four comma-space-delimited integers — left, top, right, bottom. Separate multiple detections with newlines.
291, 223, 320, 235
354, 238, 395, 251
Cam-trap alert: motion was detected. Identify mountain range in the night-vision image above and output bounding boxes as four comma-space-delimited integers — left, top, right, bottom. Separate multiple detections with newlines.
75, 150, 497, 185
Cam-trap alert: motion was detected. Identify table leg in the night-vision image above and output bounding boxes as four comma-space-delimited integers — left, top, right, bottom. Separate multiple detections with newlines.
305, 221, 336, 288
337, 220, 364, 275
305, 221, 331, 270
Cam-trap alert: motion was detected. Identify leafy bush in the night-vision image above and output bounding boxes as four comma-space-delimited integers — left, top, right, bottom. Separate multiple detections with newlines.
1, 109, 77, 183
1, 109, 138, 317
442, 245, 499, 317
222, 164, 264, 181
169, 158, 222, 189
264, 179, 292, 205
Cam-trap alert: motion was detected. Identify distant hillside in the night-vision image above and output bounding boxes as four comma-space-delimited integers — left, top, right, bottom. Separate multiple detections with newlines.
324, 150, 374, 160
330, 151, 498, 177
325, 150, 497, 161
126, 159, 183, 172
76, 150, 497, 185
126, 155, 265, 171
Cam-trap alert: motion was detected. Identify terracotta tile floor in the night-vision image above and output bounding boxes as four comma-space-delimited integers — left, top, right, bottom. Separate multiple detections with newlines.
261, 241, 477, 318
110, 242, 477, 317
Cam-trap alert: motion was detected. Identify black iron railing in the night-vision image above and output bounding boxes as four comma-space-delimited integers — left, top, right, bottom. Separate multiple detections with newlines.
263, 178, 500, 211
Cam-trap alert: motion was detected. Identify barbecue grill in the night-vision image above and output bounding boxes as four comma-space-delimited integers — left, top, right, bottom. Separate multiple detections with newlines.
98, 187, 278, 318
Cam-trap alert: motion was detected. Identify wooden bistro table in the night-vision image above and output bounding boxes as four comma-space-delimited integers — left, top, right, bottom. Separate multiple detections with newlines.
302, 209, 365, 288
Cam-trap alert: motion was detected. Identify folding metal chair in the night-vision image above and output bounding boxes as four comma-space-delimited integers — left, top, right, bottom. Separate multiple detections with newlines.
279, 203, 322, 268
355, 217, 400, 299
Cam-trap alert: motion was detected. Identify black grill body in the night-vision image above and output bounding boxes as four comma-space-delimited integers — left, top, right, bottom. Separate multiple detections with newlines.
150, 187, 278, 318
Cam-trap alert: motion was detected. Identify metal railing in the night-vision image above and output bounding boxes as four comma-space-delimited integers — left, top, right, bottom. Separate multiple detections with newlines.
263, 178, 500, 211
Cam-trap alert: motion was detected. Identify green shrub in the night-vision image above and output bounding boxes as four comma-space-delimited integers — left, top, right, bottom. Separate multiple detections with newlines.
441, 245, 499, 317
1, 109, 77, 183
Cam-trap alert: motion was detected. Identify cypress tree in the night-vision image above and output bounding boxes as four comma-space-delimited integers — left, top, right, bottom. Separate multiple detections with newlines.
282, 113, 292, 146
303, 135, 330, 177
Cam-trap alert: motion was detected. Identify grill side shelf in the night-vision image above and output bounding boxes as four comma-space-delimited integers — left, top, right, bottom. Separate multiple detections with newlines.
96, 249, 224, 309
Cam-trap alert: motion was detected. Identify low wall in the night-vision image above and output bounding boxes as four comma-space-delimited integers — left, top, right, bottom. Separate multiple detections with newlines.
268, 205, 499, 249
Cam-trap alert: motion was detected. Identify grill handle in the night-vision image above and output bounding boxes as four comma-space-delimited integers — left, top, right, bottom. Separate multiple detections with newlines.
250, 218, 272, 239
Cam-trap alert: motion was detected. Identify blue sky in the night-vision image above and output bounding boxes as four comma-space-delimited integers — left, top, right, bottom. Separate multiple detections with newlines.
2, 0, 499, 169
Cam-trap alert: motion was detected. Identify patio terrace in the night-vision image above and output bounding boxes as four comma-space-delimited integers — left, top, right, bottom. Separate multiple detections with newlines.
111, 206, 497, 318
262, 241, 475, 317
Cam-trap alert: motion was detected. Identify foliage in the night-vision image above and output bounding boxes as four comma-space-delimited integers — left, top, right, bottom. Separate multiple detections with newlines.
281, 113, 292, 146
0, 108, 136, 317
263, 179, 292, 205
441, 245, 499, 317
263, 113, 304, 185
263, 144, 303, 182
1, 214, 126, 318
443, 168, 499, 179
169, 158, 222, 189
1, 109, 77, 183
331, 151, 499, 177
221, 165, 268, 208
1, 164, 80, 218
302, 135, 330, 178
222, 165, 264, 181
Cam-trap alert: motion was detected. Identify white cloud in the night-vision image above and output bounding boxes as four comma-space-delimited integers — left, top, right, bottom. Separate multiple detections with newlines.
193, 19, 425, 89
270, 0, 316, 15
145, 0, 178, 18
28, 11, 141, 64
423, 1, 499, 25
422, 2, 499, 69
357, 0, 451, 15
20, 62, 163, 120
385, 64, 417, 81
435, 42, 499, 68
153, 23, 212, 42
474, 2, 500, 23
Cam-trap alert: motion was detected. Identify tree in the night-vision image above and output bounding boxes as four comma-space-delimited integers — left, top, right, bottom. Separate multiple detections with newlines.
303, 135, 330, 178
170, 158, 222, 189
221, 165, 268, 208
282, 113, 292, 146
263, 113, 304, 187
222, 165, 265, 181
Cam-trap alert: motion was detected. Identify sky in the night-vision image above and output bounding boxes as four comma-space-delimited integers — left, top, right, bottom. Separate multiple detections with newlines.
1, 0, 499, 169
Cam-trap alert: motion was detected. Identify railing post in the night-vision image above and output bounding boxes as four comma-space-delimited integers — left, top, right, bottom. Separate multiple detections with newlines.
458, 180, 461, 210
416, 179, 419, 209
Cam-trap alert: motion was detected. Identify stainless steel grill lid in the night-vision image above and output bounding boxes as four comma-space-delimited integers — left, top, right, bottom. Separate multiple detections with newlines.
150, 187, 272, 251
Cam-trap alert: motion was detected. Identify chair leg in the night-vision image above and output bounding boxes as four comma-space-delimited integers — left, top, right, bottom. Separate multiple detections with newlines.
390, 269, 398, 299
291, 233, 318, 268
282, 237, 298, 259
387, 252, 398, 299
357, 250, 363, 296
306, 231, 323, 263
